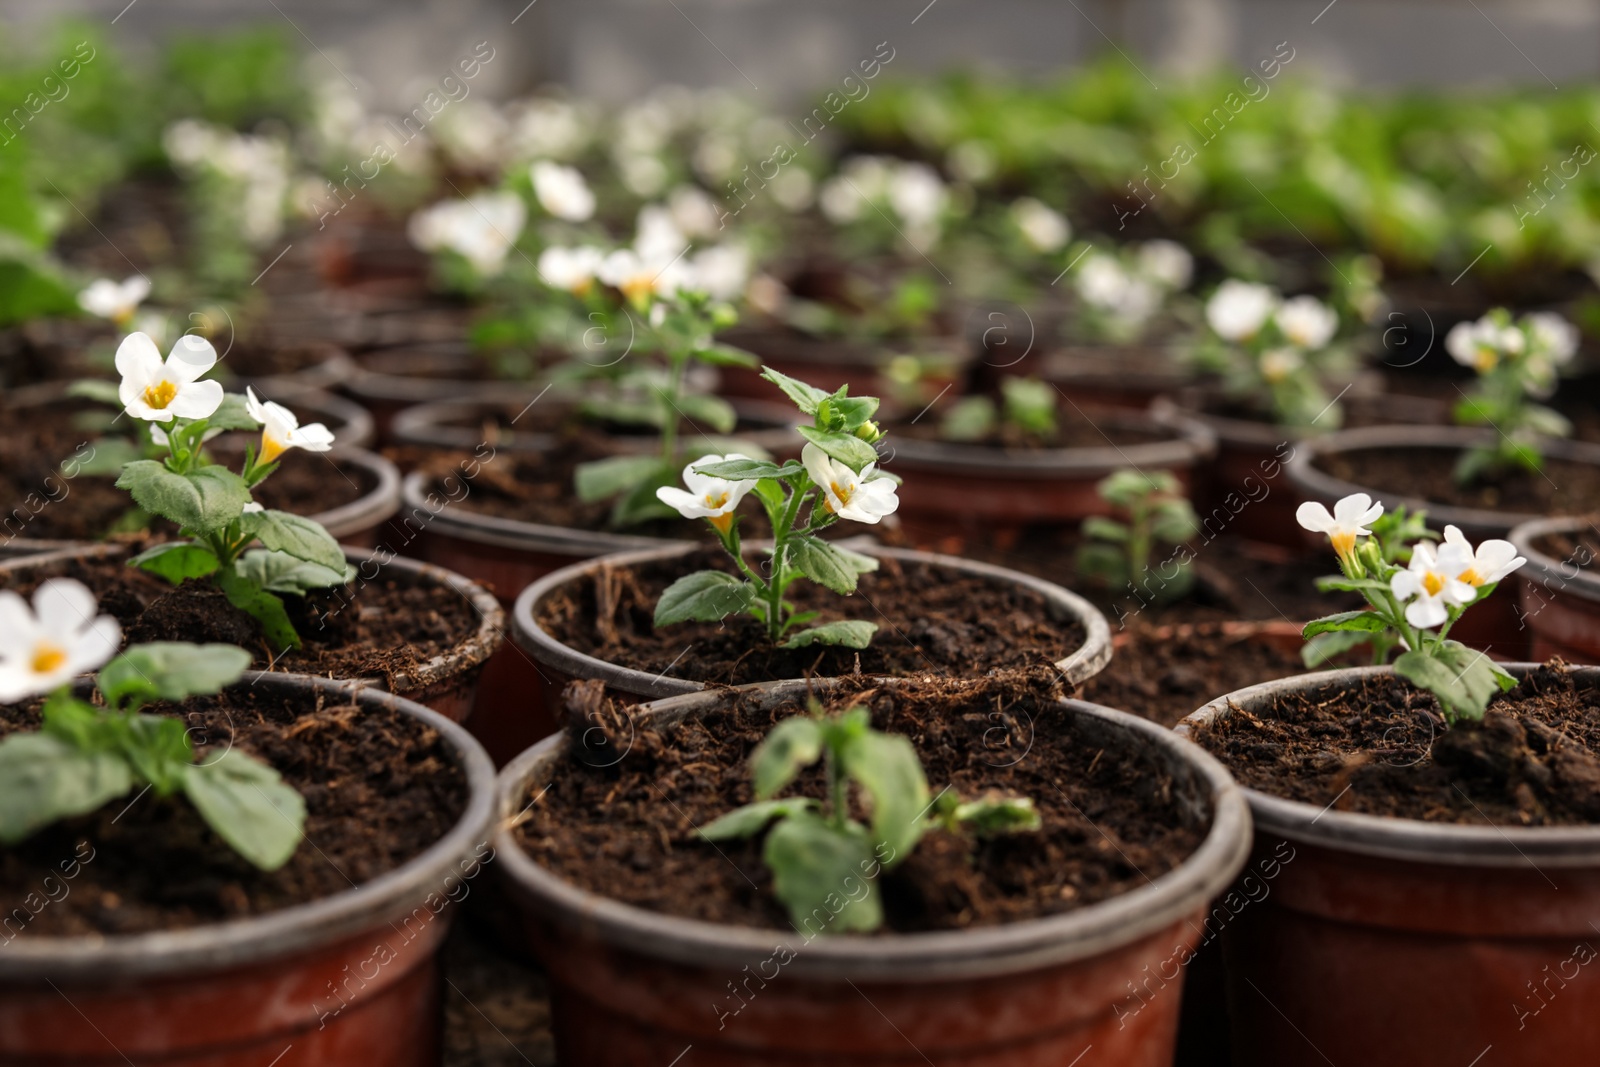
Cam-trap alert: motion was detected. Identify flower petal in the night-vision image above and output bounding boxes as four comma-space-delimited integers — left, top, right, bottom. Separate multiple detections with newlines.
68, 616, 123, 675
166, 335, 218, 382
167, 380, 225, 420
1294, 501, 1335, 534
115, 332, 164, 385
1332, 493, 1374, 526
681, 453, 725, 495
1405, 598, 1448, 629
1391, 571, 1422, 600
33, 579, 99, 641
656, 486, 708, 518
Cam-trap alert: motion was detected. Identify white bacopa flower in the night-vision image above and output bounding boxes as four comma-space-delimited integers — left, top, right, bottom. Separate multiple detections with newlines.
78, 276, 151, 325
1206, 280, 1278, 342
656, 453, 758, 533
1138, 240, 1193, 291
598, 248, 685, 304
1442, 525, 1526, 589
634, 205, 688, 262
888, 162, 946, 228
818, 176, 866, 223
1391, 541, 1477, 630
408, 192, 528, 277
1076, 254, 1131, 309
1276, 295, 1339, 350
1259, 347, 1305, 383
1296, 493, 1384, 564
668, 184, 724, 238
802, 444, 899, 525
531, 161, 595, 222
768, 168, 814, 212
0, 579, 122, 703
116, 332, 225, 424
245, 387, 336, 464
537, 245, 605, 296
1445, 316, 1522, 373
688, 245, 750, 301
1011, 198, 1070, 254
1524, 311, 1578, 366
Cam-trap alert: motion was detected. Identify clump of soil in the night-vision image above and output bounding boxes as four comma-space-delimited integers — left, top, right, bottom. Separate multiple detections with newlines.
1194, 664, 1600, 826
1081, 624, 1313, 727
2, 555, 479, 688
0, 684, 467, 936
1317, 448, 1600, 516
516, 673, 1207, 932
537, 547, 1088, 685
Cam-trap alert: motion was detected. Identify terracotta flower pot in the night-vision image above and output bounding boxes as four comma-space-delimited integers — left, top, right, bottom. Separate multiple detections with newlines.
0, 542, 504, 723
887, 410, 1215, 546
494, 678, 1251, 1067
511, 539, 1113, 714
0, 672, 496, 1067
1508, 516, 1600, 664
1287, 425, 1600, 660
1176, 664, 1600, 1067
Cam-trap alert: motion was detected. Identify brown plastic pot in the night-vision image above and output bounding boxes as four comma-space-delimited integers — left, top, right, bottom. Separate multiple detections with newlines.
1038, 343, 1196, 412
1509, 515, 1600, 664
494, 678, 1250, 1066
0, 671, 495, 1067
714, 326, 972, 401
887, 410, 1216, 546
1177, 663, 1600, 1067
342, 342, 503, 443
1287, 425, 1600, 660
0, 541, 504, 723
511, 539, 1113, 714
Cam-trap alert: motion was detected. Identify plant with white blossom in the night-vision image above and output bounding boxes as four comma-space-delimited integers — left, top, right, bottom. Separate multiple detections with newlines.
78, 276, 151, 328
1067, 240, 1193, 344
654, 368, 898, 648
1296, 493, 1524, 722
106, 331, 352, 651
1446, 308, 1578, 483
1194, 281, 1348, 428
0, 580, 303, 870
408, 190, 528, 285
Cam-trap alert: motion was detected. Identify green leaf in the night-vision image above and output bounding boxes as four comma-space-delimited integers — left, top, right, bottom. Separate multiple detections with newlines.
655, 571, 757, 626
692, 343, 760, 369
182, 749, 305, 870
763, 810, 882, 934
248, 510, 346, 571
68, 437, 142, 477
780, 620, 877, 649
790, 536, 878, 595
698, 797, 818, 840
119, 714, 197, 794
574, 455, 671, 503
1302, 611, 1391, 639
751, 717, 824, 800
98, 643, 253, 709
839, 729, 929, 867
1315, 576, 1394, 596
691, 458, 801, 482
116, 461, 252, 535
65, 379, 125, 406
1395, 643, 1506, 723
129, 542, 221, 586
796, 426, 880, 473
675, 393, 739, 434
751, 478, 786, 511
0, 734, 133, 845
206, 394, 263, 432
1301, 629, 1372, 668
1081, 516, 1130, 543
216, 569, 301, 651
761, 366, 830, 414
940, 396, 996, 442
235, 549, 352, 594
954, 796, 1042, 836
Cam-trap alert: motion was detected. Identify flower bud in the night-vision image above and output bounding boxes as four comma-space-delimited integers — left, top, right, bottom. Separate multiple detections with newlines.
853, 420, 884, 444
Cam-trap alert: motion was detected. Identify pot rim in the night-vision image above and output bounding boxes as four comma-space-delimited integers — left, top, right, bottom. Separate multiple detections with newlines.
400, 470, 670, 556
1175, 662, 1600, 866
1285, 424, 1600, 535
885, 407, 1216, 476
0, 542, 505, 695
346, 342, 505, 405
1508, 514, 1600, 605
492, 678, 1251, 981
510, 539, 1114, 698
0, 672, 496, 981
302, 445, 402, 540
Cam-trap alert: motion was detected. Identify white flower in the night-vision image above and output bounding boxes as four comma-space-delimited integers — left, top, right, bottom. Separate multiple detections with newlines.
818, 176, 866, 223
1077, 254, 1159, 326
1011, 198, 1070, 254
408, 192, 527, 277
116, 333, 224, 424
668, 184, 723, 238
245, 387, 335, 465
1391, 541, 1476, 630
1442, 525, 1526, 589
634, 204, 687, 262
1206, 281, 1278, 342
0, 579, 122, 703
1296, 492, 1384, 564
769, 168, 814, 212
537, 245, 605, 296
888, 163, 946, 228
1446, 316, 1522, 373
656, 453, 757, 533
1524, 311, 1578, 366
1259, 347, 1304, 383
598, 248, 686, 305
687, 245, 750, 301
802, 444, 898, 525
531, 161, 595, 222
1275, 295, 1338, 350
78, 276, 151, 324
1138, 240, 1193, 291
436, 100, 511, 172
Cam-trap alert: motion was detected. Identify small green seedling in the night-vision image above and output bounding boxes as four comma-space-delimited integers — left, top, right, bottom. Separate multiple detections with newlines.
1076, 469, 1199, 604
941, 377, 1058, 443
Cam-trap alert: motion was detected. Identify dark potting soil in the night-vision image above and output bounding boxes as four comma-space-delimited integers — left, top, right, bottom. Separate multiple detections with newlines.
516, 674, 1206, 932
1532, 524, 1600, 575
216, 340, 345, 381
0, 555, 478, 687
1080, 624, 1313, 728
1194, 664, 1600, 826
0, 685, 466, 936
537, 546, 1087, 685
1317, 447, 1600, 516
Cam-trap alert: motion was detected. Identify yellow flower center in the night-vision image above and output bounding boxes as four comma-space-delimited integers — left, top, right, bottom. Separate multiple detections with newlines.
831, 480, 855, 508
703, 490, 729, 511
1459, 567, 1484, 588
620, 276, 654, 305
142, 379, 179, 410
1474, 348, 1498, 373
30, 642, 67, 675
259, 431, 288, 465
1422, 571, 1444, 597
1329, 530, 1357, 558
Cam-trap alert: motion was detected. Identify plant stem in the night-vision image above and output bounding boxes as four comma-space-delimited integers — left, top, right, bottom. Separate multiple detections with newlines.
661, 354, 688, 463
826, 747, 847, 831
